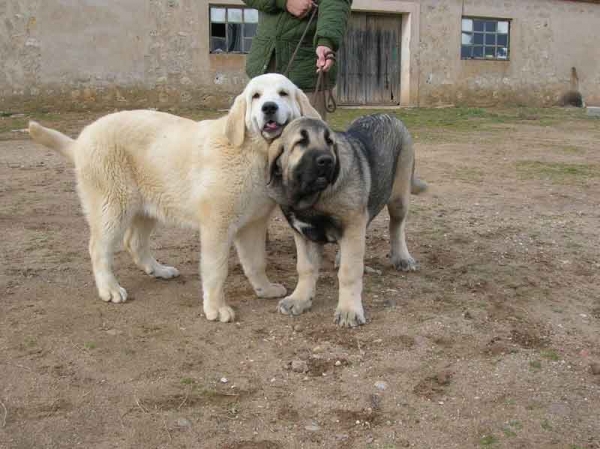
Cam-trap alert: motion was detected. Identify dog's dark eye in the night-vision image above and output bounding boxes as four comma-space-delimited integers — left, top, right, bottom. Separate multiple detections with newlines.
324, 130, 334, 146
253, 92, 261, 100
298, 129, 309, 146
278, 90, 289, 97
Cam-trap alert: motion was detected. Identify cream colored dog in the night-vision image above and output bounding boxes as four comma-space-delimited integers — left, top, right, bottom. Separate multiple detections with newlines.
28, 73, 320, 322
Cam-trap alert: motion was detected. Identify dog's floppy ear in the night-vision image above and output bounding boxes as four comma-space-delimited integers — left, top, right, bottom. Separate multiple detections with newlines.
295, 88, 321, 119
331, 142, 341, 185
267, 140, 284, 185
225, 93, 247, 147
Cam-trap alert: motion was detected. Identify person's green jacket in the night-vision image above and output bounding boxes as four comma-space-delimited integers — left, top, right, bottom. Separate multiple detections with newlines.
242, 0, 352, 91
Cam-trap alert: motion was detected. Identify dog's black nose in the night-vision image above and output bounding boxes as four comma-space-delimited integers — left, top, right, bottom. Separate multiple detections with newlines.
316, 154, 333, 168
262, 102, 279, 115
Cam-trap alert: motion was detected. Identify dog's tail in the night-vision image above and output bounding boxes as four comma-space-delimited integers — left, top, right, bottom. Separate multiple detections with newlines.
28, 121, 75, 163
411, 177, 428, 195
410, 159, 428, 195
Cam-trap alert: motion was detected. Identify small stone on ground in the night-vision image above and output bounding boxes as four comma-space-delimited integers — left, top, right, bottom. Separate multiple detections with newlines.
291, 360, 308, 373
374, 380, 388, 391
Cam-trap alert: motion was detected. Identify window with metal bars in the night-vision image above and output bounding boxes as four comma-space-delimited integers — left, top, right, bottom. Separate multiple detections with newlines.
461, 17, 510, 60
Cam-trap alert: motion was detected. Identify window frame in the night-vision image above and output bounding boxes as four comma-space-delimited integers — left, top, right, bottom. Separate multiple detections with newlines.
209, 5, 258, 55
461, 16, 511, 61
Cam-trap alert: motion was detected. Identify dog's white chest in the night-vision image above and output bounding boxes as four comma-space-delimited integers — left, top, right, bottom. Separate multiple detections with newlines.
285, 210, 342, 244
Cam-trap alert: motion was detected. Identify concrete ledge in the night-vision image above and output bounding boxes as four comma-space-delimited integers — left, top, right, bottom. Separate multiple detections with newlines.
587, 107, 600, 117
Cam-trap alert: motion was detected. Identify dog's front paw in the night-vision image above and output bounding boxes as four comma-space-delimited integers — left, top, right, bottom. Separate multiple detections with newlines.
278, 296, 312, 316
204, 305, 236, 323
99, 285, 128, 303
334, 304, 366, 328
392, 256, 418, 272
149, 264, 180, 279
256, 283, 287, 299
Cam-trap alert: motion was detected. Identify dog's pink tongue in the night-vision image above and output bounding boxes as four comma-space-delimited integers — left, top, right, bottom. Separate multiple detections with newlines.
265, 121, 279, 130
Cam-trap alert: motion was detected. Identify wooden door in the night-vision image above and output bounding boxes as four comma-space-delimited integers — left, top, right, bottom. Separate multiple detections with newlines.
336, 13, 402, 105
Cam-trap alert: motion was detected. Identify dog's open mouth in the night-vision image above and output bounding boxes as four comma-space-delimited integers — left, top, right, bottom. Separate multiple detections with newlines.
263, 120, 283, 135
314, 176, 329, 190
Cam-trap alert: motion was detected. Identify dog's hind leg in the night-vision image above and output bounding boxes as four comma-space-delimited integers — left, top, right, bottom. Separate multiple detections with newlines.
388, 152, 418, 272
235, 216, 286, 299
124, 214, 179, 279
86, 203, 131, 303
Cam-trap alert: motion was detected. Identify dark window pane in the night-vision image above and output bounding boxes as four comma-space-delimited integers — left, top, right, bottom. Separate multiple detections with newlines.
484, 46, 495, 58
473, 46, 483, 58
244, 22, 257, 38
244, 37, 253, 53
211, 22, 226, 38
461, 45, 472, 59
473, 20, 484, 32
474, 32, 484, 45
227, 23, 243, 52
497, 34, 508, 46
485, 21, 497, 32
211, 37, 226, 53
485, 34, 496, 45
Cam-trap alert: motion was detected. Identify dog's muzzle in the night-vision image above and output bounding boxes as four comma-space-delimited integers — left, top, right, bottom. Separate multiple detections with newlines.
314, 153, 334, 189
292, 150, 335, 196
261, 101, 285, 138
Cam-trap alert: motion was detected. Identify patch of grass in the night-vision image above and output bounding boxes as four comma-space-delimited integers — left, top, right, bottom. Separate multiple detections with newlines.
0, 117, 28, 134
525, 401, 545, 412
31, 112, 64, 121
227, 403, 239, 417
558, 146, 585, 155
83, 342, 97, 350
516, 161, 599, 185
529, 360, 542, 370
329, 107, 503, 134
480, 435, 499, 446
503, 420, 522, 437
454, 167, 484, 183
508, 420, 522, 430
540, 350, 560, 361
329, 106, 591, 139
541, 419, 553, 431
180, 377, 196, 385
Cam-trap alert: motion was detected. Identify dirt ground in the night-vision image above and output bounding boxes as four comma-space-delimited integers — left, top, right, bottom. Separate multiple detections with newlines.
1, 107, 599, 449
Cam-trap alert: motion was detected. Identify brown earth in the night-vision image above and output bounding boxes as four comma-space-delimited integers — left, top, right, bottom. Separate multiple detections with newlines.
1, 107, 599, 449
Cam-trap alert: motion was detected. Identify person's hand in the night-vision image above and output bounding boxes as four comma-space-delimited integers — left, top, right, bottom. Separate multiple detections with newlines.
286, 0, 316, 18
316, 45, 335, 72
